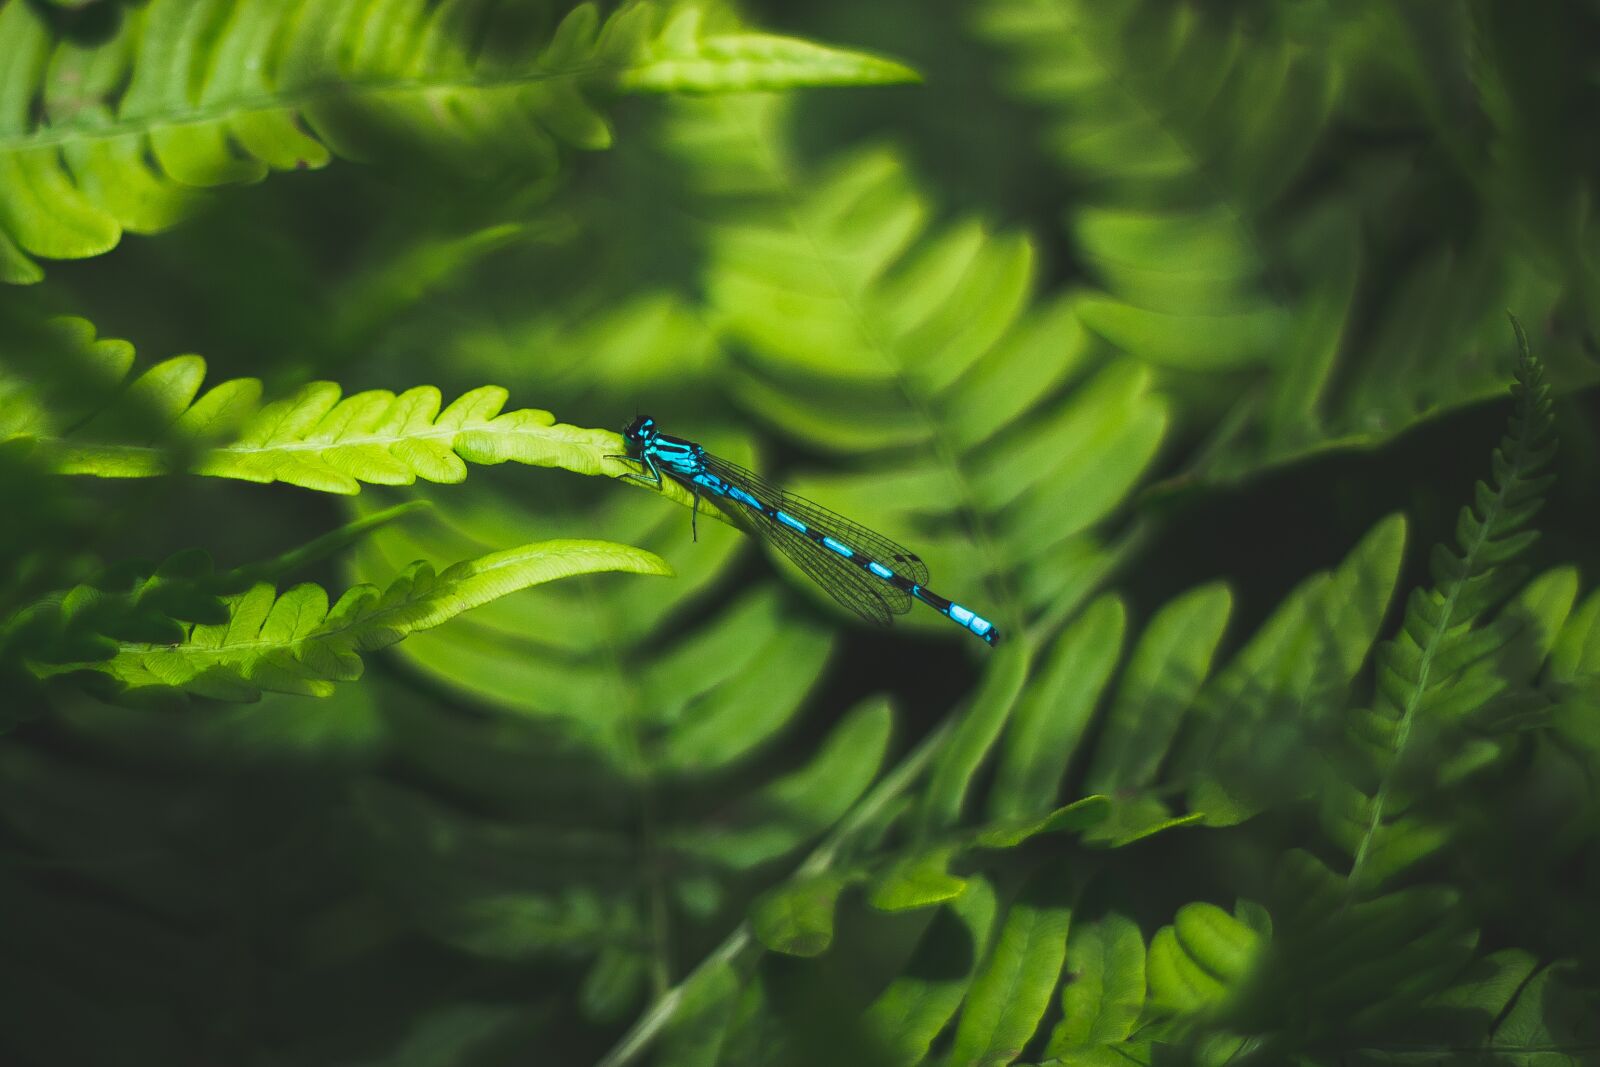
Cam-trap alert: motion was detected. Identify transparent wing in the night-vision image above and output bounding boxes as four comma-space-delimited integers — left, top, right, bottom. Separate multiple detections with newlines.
755, 512, 901, 626
700, 454, 932, 587
679, 454, 917, 625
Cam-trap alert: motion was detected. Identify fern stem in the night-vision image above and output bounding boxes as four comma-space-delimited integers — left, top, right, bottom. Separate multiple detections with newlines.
592, 714, 957, 1067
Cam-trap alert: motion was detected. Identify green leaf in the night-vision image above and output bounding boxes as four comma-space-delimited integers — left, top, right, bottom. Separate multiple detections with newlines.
617, 8, 919, 93
973, 795, 1112, 849
1146, 903, 1261, 1018
667, 697, 894, 869
947, 868, 1074, 1067
2, 318, 733, 522
668, 96, 1168, 634
863, 879, 1000, 1067
343, 448, 842, 1005
655, 627, 836, 775
1186, 514, 1407, 826
1240, 851, 1479, 1040
0, 500, 423, 681
920, 636, 1032, 834
1549, 587, 1600, 685
989, 596, 1126, 821
1372, 949, 1537, 1053
1341, 336, 1561, 890
1047, 912, 1146, 1057
976, 0, 1588, 488
1086, 804, 1207, 850
752, 873, 849, 957
658, 961, 745, 1067
1484, 961, 1600, 1064
869, 847, 968, 913
1085, 582, 1232, 794
976, 0, 1323, 382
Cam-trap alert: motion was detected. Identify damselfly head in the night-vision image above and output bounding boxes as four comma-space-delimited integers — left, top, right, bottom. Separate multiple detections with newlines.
623, 415, 657, 451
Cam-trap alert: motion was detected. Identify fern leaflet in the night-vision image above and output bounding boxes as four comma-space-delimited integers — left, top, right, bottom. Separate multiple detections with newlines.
1, 317, 729, 520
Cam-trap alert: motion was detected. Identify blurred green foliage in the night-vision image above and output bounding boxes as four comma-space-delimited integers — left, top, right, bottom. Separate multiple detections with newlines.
2, 0, 1599, 1064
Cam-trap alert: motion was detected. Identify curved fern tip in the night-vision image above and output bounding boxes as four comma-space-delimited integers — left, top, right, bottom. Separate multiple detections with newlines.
1507, 311, 1529, 357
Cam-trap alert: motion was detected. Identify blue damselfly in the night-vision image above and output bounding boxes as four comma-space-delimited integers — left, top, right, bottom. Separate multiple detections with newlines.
619, 416, 1000, 646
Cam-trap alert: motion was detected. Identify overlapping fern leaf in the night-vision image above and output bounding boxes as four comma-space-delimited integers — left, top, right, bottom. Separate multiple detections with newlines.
18, 531, 670, 703
1328, 324, 1566, 892
0, 0, 917, 282
664, 94, 1168, 639
972, 0, 1580, 483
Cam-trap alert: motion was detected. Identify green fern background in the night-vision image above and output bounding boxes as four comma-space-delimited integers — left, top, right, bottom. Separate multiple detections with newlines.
3, 0, 1600, 1064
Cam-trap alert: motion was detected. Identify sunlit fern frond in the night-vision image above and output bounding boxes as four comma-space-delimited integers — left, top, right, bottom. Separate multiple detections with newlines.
663, 95, 1169, 640
22, 536, 669, 703
0, 317, 722, 514
0, 0, 917, 282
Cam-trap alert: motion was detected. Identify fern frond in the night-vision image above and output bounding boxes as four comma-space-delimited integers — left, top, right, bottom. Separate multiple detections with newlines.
617, 6, 918, 93
0, 0, 917, 281
974, 0, 1333, 375
743, 580, 1234, 947
1144, 901, 1264, 1040
1345, 952, 1600, 1064
1338, 327, 1563, 890
418, 289, 724, 402
29, 538, 671, 702
0, 501, 424, 691
0, 317, 727, 517
667, 96, 1168, 638
1, 548, 225, 664
1230, 850, 1478, 1051
973, 0, 1586, 486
